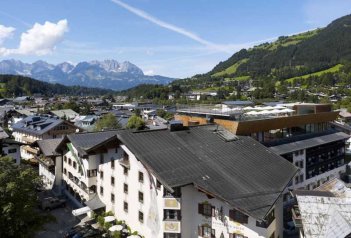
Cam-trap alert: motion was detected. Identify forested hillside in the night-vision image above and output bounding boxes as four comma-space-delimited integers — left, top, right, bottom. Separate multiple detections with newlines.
120, 14, 351, 103
0, 75, 114, 97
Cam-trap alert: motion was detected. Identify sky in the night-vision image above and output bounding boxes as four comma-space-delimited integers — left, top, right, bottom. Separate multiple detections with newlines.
0, 0, 350, 78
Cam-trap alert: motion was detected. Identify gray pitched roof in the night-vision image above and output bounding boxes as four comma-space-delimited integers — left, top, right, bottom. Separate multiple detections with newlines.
12, 115, 65, 136
0, 126, 8, 139
37, 138, 64, 157
269, 132, 349, 155
116, 125, 298, 220
67, 130, 120, 155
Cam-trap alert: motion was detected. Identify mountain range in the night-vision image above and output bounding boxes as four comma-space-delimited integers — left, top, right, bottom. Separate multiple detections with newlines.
0, 59, 174, 91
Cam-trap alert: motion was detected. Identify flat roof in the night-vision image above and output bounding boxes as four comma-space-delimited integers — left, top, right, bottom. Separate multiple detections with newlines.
269, 131, 349, 155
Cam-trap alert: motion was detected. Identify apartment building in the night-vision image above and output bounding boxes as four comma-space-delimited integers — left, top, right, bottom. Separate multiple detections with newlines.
175, 102, 349, 194
41, 124, 297, 238
12, 115, 79, 160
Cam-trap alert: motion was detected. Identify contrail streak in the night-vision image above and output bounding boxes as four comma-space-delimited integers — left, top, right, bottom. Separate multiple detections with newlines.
110, 0, 232, 53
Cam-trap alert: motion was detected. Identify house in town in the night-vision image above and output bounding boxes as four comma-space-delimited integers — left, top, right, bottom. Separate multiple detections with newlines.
12, 115, 80, 160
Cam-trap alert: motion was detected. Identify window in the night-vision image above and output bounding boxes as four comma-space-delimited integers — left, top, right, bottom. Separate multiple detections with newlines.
111, 159, 115, 169
8, 148, 17, 153
139, 171, 144, 183
164, 187, 181, 198
124, 201, 128, 212
73, 161, 77, 169
265, 209, 275, 227
100, 186, 104, 195
164, 234, 181, 238
198, 225, 215, 238
295, 176, 299, 184
100, 154, 104, 164
111, 176, 115, 186
294, 151, 299, 156
68, 158, 72, 165
111, 193, 115, 203
100, 171, 104, 179
115, 147, 119, 154
139, 191, 144, 203
229, 209, 248, 224
156, 180, 162, 190
138, 211, 144, 223
198, 203, 214, 217
123, 167, 128, 175
256, 220, 267, 228
124, 183, 128, 194
229, 234, 248, 238
164, 210, 181, 220
64, 156, 67, 162
63, 168, 67, 175
87, 169, 97, 177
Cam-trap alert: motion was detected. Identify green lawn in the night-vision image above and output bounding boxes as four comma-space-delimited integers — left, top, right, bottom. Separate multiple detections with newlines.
212, 58, 248, 77
285, 64, 343, 83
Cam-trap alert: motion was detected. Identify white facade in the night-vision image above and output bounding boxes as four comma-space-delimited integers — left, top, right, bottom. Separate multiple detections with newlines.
2, 143, 21, 164
62, 141, 283, 238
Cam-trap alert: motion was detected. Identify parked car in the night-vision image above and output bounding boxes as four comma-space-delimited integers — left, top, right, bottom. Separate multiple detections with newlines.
41, 197, 66, 211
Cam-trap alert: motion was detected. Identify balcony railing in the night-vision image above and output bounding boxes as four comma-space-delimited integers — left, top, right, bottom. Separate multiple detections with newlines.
164, 197, 181, 210
291, 205, 302, 228
66, 174, 95, 195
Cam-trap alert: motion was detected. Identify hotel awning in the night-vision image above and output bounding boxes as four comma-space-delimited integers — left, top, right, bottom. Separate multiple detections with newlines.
72, 195, 105, 216
72, 206, 91, 216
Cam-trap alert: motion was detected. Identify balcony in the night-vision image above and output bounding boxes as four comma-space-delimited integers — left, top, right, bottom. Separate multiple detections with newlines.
291, 205, 302, 228
164, 197, 181, 210
36, 155, 55, 172
163, 221, 181, 233
66, 173, 96, 196
22, 136, 37, 144
22, 145, 40, 155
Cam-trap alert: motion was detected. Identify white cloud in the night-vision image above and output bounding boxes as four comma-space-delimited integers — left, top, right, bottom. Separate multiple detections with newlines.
0, 25, 15, 44
0, 19, 68, 56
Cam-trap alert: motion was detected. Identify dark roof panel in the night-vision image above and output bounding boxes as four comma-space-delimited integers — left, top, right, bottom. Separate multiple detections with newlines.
269, 132, 349, 155
117, 125, 298, 220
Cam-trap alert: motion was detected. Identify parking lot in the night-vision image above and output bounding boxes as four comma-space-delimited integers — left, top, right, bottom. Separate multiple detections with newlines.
35, 192, 80, 238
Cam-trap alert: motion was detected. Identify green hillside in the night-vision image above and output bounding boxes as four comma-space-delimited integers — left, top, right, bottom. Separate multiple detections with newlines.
286, 64, 343, 83
120, 14, 351, 104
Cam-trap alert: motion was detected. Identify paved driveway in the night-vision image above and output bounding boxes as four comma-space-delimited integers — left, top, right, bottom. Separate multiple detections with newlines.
36, 203, 80, 238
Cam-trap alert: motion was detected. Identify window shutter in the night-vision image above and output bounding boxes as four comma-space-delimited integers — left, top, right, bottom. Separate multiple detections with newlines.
198, 225, 203, 236
198, 203, 204, 215
211, 206, 215, 217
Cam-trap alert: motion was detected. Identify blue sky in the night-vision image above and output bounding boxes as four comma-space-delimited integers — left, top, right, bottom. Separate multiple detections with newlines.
0, 0, 350, 78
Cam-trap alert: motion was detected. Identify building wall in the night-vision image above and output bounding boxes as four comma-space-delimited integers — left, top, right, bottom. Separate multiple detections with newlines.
2, 143, 21, 164
98, 144, 165, 238
181, 185, 278, 238
175, 112, 338, 135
